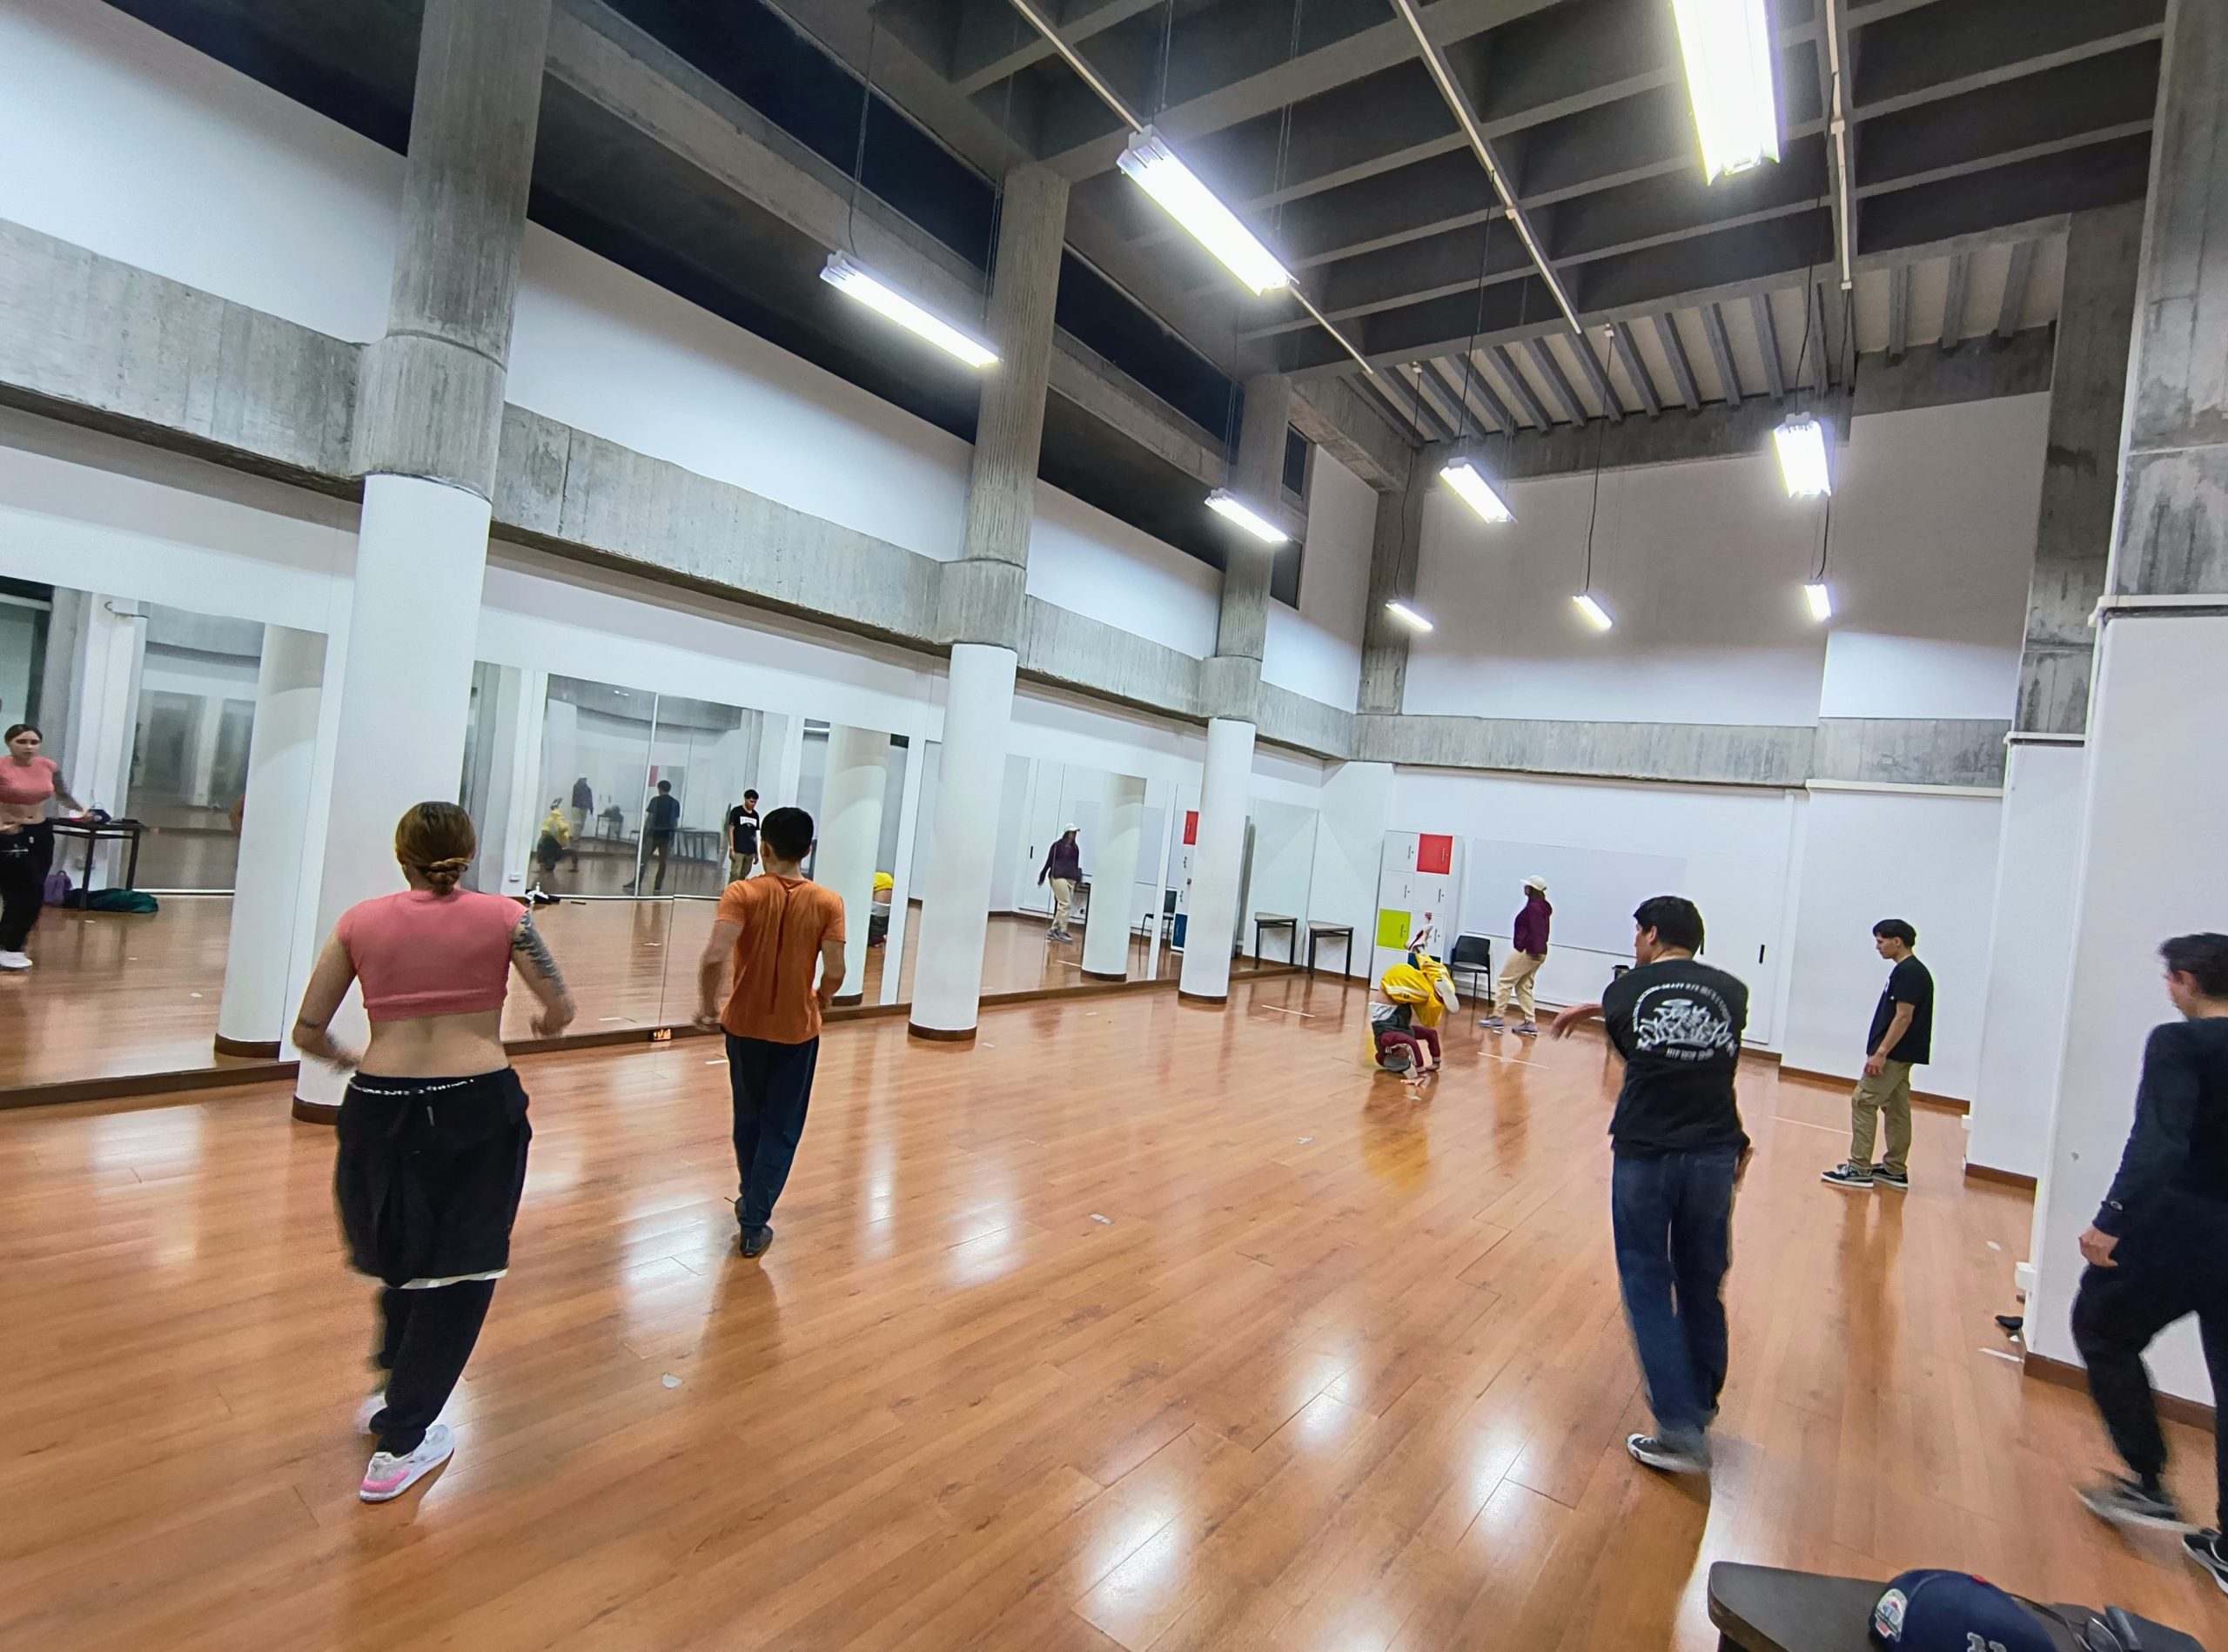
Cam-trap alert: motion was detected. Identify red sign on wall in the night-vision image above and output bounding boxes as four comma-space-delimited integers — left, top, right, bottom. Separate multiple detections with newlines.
1183, 810, 1199, 846
1417, 833, 1454, 876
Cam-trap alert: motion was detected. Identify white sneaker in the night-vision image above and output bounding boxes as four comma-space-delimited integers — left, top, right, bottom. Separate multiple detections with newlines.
359, 1421, 454, 1503
0, 950, 30, 971
353, 1388, 386, 1434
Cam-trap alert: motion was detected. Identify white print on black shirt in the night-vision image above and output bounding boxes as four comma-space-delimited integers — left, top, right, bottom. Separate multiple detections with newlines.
1629, 983, 1738, 1064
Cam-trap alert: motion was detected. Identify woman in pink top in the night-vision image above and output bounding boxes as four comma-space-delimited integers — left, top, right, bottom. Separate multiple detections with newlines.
0, 723, 86, 972
292, 801, 574, 1504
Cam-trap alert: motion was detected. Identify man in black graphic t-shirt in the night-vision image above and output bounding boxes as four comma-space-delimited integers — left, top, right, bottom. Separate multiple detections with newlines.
1552, 895, 1749, 1476
1822, 918, 1935, 1191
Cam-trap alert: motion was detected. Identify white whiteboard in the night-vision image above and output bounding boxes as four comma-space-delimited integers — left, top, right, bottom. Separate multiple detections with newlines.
1460, 838, 1690, 957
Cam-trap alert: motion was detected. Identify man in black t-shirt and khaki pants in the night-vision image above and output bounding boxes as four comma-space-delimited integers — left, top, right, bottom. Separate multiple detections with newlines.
1552, 896, 1751, 1477
1822, 919, 1935, 1191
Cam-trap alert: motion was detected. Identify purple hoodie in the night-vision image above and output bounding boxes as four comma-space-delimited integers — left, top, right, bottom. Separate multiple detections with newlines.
1513, 892, 1551, 957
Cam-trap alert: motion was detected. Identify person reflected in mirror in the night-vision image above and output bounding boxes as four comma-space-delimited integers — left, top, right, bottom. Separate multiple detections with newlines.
567, 776, 592, 866
1480, 876, 1551, 1037
291, 801, 574, 1507
2070, 933, 2228, 1594
629, 779, 681, 894
0, 724, 87, 972
1551, 896, 1749, 1477
695, 806, 846, 1260
1040, 824, 1082, 943
724, 788, 762, 884
531, 798, 570, 895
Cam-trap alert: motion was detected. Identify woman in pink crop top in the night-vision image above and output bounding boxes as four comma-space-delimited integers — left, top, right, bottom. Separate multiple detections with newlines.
292, 801, 574, 1506
0, 723, 86, 972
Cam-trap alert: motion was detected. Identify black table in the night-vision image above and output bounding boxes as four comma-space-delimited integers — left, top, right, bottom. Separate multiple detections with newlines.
1707, 1562, 2204, 1652
1305, 922, 1354, 979
49, 818, 144, 893
1252, 912, 1298, 964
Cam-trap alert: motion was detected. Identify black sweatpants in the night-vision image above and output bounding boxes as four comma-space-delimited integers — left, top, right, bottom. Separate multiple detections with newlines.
0, 821, 53, 951
2071, 1199, 2228, 1530
727, 1032, 819, 1231
370, 1279, 497, 1456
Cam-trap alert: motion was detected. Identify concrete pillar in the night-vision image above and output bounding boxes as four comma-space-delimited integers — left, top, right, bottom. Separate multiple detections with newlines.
292, 0, 552, 1122
1178, 717, 1256, 1003
909, 165, 1068, 1043
185, 695, 228, 809
1081, 772, 1146, 981
816, 724, 891, 1006
1359, 455, 1429, 715
910, 644, 1019, 1040
215, 627, 324, 1057
2024, 0, 2228, 1404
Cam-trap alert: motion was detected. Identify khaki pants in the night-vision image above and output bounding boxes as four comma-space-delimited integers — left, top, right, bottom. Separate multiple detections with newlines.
1494, 950, 1545, 1021
1849, 1060, 1915, 1175
1048, 877, 1075, 935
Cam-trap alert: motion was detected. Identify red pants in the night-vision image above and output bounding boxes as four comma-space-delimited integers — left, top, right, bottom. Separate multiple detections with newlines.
1380, 1026, 1442, 1066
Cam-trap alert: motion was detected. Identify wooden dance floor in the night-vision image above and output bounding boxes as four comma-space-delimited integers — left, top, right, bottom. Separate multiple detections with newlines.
2, 977, 2219, 1649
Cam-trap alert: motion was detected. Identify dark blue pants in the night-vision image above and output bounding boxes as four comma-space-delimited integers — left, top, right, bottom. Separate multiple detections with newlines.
728, 1032, 819, 1231
1611, 1145, 1740, 1448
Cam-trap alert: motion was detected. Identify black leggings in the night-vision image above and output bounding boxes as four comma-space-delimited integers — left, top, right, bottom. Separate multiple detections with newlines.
369, 1279, 497, 1456
0, 822, 52, 951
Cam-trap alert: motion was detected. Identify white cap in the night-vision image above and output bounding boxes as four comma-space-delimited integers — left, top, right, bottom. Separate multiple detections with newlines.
1524, 875, 1548, 893
1064, 823, 1080, 832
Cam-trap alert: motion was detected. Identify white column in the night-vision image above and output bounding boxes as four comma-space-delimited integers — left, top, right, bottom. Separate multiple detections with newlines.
497, 668, 548, 894
1082, 772, 1146, 981
291, 478, 497, 1113
185, 695, 228, 808
1966, 736, 2086, 1179
1179, 717, 1256, 1003
215, 627, 325, 1055
879, 736, 927, 1006
909, 642, 1018, 1040
815, 724, 891, 1006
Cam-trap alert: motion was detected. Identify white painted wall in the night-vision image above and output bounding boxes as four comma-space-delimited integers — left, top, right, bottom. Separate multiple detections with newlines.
1305, 762, 1392, 979
1023, 486, 1220, 658
1967, 741, 2085, 1179
1262, 451, 1372, 711
1387, 766, 1798, 1045
1779, 787, 2003, 1100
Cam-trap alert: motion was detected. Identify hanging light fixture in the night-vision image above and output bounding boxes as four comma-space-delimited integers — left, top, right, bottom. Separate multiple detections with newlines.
1439, 454, 1514, 524
1572, 592, 1614, 630
822, 253, 999, 368
1385, 599, 1434, 633
1802, 581, 1833, 621
1671, 0, 1782, 183
1773, 412, 1832, 497
1205, 487, 1291, 545
1117, 129, 1290, 295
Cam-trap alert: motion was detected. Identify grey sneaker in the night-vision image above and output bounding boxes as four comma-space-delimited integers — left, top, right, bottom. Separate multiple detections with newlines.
1627, 1433, 1709, 1474
2080, 1474, 2187, 1531
1478, 1015, 1506, 1031
1513, 1022, 1539, 1038
1874, 1165, 1910, 1190
1822, 1162, 1876, 1189
2185, 1529, 2228, 1594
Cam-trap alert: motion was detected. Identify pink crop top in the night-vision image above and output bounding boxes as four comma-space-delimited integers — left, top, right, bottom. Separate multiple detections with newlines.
335, 889, 522, 1022
0, 755, 59, 807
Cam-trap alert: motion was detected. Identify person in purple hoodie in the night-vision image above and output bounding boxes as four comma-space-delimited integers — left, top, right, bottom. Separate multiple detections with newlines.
1481, 876, 1552, 1037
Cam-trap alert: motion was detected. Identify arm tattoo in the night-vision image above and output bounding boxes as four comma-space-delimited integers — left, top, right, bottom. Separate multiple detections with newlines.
513, 916, 570, 994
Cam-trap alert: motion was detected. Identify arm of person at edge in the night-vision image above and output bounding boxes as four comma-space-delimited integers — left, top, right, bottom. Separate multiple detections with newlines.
695, 917, 742, 1031
2082, 1024, 2201, 1268
510, 913, 576, 1039
816, 931, 847, 1011
1865, 1000, 1916, 1078
1547, 1002, 1602, 1038
291, 933, 365, 1071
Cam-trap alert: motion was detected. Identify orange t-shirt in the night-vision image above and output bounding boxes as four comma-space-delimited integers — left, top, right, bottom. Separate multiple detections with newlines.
715, 874, 847, 1044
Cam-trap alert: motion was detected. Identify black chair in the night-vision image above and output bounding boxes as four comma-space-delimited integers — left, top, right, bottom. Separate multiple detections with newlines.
1448, 934, 1493, 1000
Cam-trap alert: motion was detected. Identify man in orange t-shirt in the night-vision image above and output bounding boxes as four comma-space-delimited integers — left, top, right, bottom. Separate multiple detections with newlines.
694, 805, 846, 1259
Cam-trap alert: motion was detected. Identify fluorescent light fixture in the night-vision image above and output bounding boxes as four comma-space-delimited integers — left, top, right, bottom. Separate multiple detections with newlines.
1385, 599, 1434, 634
1803, 581, 1834, 621
1773, 413, 1832, 497
1117, 128, 1290, 295
1671, 0, 1782, 183
1205, 488, 1290, 545
821, 252, 997, 369
1573, 592, 1614, 631
1439, 458, 1514, 524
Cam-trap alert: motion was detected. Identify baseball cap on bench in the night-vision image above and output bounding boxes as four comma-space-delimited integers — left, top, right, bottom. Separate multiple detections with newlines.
1871, 1571, 2057, 1652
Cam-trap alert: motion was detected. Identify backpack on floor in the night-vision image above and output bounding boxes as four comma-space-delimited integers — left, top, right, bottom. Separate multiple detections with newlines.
42, 870, 70, 905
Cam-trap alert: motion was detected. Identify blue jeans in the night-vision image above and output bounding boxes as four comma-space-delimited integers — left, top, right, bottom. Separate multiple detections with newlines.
728, 1033, 820, 1230
1611, 1145, 1740, 1449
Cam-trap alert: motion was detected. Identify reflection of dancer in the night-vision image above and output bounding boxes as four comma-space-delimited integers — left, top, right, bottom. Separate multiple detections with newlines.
533, 799, 570, 883
694, 807, 845, 1260
634, 780, 680, 893
567, 776, 591, 865
1040, 825, 1081, 942
0, 724, 87, 973
292, 802, 575, 1504
724, 789, 761, 884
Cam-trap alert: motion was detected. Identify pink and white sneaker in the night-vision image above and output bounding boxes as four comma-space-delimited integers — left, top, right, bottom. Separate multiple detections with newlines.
353, 1389, 386, 1434
359, 1421, 454, 1503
